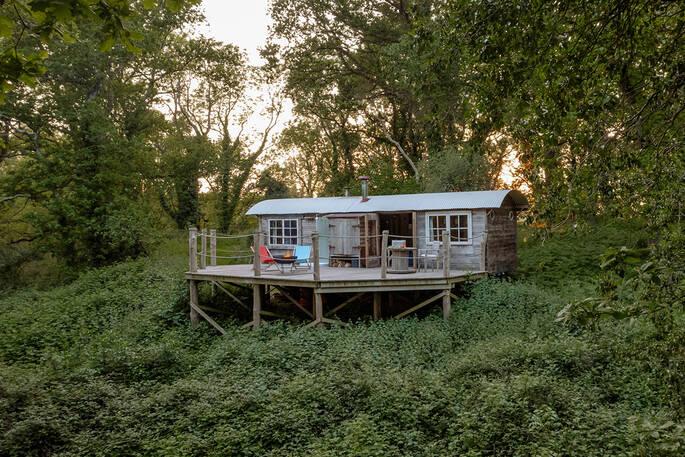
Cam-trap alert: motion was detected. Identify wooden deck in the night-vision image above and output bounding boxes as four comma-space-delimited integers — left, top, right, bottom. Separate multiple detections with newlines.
185, 228, 487, 332
185, 264, 486, 332
186, 264, 486, 293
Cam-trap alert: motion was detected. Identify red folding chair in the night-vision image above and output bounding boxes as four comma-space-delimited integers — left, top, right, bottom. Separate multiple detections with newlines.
257, 245, 278, 271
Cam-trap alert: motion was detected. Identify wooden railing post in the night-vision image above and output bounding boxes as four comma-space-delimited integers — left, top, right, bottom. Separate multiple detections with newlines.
210, 229, 217, 266
200, 228, 207, 269
188, 227, 198, 272
311, 232, 320, 281
480, 230, 488, 272
381, 230, 389, 279
253, 231, 261, 277
442, 230, 450, 277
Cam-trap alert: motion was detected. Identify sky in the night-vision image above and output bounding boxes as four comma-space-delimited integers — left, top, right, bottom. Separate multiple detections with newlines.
199, 0, 271, 66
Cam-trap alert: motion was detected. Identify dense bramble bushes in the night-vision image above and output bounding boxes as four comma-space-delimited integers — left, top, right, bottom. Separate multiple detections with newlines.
1, 225, 682, 456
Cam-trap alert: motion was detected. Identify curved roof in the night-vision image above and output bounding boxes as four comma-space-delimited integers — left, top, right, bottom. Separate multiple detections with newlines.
247, 190, 528, 216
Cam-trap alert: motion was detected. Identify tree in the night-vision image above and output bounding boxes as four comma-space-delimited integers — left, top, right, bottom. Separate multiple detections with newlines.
0, 0, 194, 100
159, 36, 282, 232
268, 0, 506, 194
0, 3, 201, 266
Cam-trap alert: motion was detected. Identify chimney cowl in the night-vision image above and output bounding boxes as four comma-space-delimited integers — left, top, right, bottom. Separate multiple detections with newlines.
359, 176, 370, 202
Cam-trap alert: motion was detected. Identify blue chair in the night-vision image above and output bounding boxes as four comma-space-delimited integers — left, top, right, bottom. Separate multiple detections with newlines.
293, 245, 312, 270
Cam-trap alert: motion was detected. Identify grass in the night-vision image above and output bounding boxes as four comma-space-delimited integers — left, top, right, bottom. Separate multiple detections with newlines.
0, 220, 682, 456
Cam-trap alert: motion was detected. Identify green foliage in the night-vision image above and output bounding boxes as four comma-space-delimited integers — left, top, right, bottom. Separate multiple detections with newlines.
0, 1, 202, 268
270, 0, 684, 234
517, 219, 646, 285
1, 232, 682, 456
420, 145, 492, 192
558, 224, 685, 415
0, 1, 197, 98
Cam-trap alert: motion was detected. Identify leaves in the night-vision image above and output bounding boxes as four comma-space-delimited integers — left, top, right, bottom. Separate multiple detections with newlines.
0, 0, 195, 94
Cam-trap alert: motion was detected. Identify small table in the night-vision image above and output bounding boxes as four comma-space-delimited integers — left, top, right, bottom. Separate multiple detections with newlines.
387, 247, 417, 274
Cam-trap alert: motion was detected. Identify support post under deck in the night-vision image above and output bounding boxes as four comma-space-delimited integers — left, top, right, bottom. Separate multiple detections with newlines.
314, 291, 323, 326
189, 279, 199, 327
373, 292, 381, 320
442, 287, 451, 319
252, 284, 262, 328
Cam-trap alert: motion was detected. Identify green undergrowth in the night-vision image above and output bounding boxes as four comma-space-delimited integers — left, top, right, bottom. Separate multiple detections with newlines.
1, 222, 682, 456
517, 218, 646, 286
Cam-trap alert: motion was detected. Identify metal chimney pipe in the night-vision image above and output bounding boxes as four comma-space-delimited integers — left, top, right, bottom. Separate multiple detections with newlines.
359, 176, 369, 202
344, 187, 350, 197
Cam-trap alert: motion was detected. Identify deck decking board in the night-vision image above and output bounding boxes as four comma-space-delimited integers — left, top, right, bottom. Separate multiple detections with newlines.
186, 264, 484, 290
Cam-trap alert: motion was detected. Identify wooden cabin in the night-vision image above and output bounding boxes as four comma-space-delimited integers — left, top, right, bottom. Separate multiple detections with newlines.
246, 189, 528, 274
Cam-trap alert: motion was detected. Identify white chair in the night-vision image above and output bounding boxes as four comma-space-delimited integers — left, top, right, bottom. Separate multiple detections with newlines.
417, 248, 442, 272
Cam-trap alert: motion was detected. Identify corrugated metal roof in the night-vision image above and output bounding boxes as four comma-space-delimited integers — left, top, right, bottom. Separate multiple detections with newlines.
246, 190, 528, 216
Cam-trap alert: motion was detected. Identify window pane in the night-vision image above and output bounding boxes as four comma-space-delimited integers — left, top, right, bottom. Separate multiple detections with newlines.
459, 228, 468, 241
430, 215, 447, 242
429, 215, 445, 241
459, 215, 468, 228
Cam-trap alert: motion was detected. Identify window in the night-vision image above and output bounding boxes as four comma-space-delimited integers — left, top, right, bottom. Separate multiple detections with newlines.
268, 219, 298, 245
427, 212, 471, 245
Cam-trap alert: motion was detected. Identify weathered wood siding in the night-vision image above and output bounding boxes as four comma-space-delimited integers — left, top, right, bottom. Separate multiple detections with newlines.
416, 209, 487, 271
484, 208, 518, 273
259, 215, 317, 255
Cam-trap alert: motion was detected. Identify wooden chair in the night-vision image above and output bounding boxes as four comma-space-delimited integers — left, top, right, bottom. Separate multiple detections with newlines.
417, 247, 442, 272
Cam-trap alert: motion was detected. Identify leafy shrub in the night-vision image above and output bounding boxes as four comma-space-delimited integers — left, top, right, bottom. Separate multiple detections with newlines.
0, 231, 682, 456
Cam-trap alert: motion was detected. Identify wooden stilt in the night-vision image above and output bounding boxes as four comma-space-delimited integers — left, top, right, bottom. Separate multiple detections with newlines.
373, 292, 381, 320
394, 290, 446, 319
189, 302, 227, 335
188, 279, 227, 335
252, 284, 262, 328
322, 317, 348, 327
274, 285, 313, 318
212, 281, 250, 311
442, 288, 452, 319
313, 291, 323, 326
326, 292, 364, 317
189, 279, 199, 327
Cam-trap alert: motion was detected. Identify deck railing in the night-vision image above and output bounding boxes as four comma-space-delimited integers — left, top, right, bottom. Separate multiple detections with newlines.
188, 227, 489, 279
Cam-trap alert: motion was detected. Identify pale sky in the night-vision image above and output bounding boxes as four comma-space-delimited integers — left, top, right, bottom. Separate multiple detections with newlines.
199, 0, 271, 66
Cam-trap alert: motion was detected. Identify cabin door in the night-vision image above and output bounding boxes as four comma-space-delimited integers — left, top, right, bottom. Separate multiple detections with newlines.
329, 217, 360, 257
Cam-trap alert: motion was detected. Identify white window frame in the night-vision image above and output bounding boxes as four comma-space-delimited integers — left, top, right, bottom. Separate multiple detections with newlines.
425, 211, 472, 246
267, 218, 299, 246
